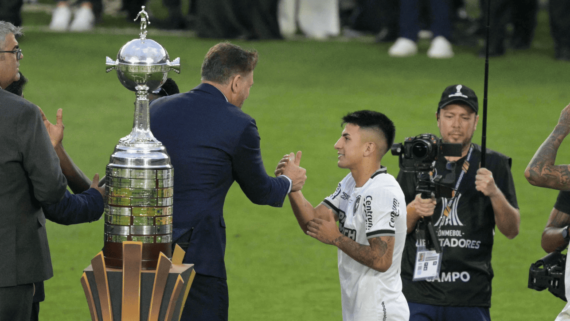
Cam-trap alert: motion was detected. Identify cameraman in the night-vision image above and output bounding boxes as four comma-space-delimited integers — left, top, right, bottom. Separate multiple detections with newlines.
525, 104, 570, 319
397, 84, 520, 321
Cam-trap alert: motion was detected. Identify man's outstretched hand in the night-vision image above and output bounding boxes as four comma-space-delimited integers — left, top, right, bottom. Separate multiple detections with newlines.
274, 151, 307, 192
91, 174, 105, 198
38, 107, 64, 148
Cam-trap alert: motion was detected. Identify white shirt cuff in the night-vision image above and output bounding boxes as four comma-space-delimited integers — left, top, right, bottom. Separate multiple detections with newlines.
281, 175, 292, 194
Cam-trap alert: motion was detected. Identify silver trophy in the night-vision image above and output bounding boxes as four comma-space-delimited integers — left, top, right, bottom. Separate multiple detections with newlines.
103, 7, 180, 269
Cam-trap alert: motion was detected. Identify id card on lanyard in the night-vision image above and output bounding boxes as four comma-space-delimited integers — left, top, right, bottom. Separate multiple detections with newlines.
413, 228, 443, 281
413, 144, 474, 281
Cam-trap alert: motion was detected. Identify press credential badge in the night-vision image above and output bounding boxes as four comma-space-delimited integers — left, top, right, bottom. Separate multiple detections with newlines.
413, 245, 442, 281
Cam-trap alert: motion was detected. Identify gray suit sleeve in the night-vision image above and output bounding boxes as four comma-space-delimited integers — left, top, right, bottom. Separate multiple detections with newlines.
17, 104, 67, 205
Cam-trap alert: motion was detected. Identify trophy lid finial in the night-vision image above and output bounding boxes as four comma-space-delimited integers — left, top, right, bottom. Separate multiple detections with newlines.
134, 6, 151, 41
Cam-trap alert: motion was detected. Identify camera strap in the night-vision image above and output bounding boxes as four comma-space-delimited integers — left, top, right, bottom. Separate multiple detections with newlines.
442, 144, 474, 218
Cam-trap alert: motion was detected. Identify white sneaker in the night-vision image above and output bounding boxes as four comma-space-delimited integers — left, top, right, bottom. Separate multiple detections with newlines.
70, 6, 95, 32
427, 36, 454, 59
49, 5, 72, 31
388, 37, 418, 57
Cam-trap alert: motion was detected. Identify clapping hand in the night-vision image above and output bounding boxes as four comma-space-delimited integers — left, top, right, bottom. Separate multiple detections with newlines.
38, 107, 64, 148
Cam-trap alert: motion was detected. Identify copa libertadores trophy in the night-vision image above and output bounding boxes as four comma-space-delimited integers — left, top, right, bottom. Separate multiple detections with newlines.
103, 7, 180, 269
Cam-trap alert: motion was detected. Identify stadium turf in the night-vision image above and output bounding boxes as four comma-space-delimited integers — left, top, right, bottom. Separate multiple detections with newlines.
15, 6, 570, 321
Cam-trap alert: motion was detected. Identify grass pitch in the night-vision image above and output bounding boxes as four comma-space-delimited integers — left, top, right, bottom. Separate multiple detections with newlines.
14, 8, 570, 321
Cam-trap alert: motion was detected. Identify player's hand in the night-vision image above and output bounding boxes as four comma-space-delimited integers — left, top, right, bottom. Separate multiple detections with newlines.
413, 194, 436, 217
277, 151, 307, 192
91, 174, 105, 198
38, 107, 64, 148
274, 154, 290, 177
306, 215, 342, 245
475, 168, 499, 197
557, 103, 570, 134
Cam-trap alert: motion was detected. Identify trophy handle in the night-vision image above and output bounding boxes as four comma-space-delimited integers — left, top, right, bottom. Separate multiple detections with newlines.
169, 58, 181, 74
106, 57, 118, 73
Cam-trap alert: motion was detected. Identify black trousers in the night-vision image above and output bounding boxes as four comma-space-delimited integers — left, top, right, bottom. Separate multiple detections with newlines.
180, 273, 228, 321
0, 0, 23, 26
549, 0, 570, 50
480, 0, 538, 50
0, 284, 33, 321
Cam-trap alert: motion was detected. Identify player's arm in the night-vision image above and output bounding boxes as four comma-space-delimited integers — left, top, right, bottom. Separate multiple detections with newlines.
288, 191, 337, 234
39, 107, 92, 193
525, 104, 570, 190
405, 194, 436, 234
306, 217, 394, 272
542, 208, 570, 253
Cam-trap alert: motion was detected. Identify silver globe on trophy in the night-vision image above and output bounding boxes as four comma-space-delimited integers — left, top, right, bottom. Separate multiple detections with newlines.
103, 7, 180, 269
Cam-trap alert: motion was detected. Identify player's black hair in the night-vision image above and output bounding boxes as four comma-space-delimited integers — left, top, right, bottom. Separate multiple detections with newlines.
5, 71, 27, 97
341, 110, 395, 153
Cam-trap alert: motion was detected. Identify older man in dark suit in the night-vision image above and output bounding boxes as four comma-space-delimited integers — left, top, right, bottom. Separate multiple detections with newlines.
150, 42, 306, 321
0, 21, 68, 321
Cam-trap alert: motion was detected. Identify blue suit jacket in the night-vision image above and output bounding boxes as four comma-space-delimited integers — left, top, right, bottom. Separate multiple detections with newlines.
150, 83, 290, 279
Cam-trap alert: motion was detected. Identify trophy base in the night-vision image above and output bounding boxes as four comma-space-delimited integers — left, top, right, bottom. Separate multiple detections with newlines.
103, 242, 172, 270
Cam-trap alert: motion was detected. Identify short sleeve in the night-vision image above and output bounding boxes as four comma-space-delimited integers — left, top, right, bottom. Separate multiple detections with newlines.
364, 189, 402, 239
555, 191, 570, 214
322, 182, 343, 216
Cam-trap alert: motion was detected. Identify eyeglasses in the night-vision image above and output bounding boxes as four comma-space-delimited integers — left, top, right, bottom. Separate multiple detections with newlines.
0, 48, 22, 61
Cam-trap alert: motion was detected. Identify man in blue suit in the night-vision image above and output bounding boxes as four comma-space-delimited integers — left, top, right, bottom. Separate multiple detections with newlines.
150, 42, 307, 321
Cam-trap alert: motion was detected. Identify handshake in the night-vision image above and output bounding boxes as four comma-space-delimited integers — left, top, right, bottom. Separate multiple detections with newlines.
275, 151, 307, 193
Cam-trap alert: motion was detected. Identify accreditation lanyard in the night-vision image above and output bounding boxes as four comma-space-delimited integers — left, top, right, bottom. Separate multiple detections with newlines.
442, 144, 474, 217
413, 144, 474, 281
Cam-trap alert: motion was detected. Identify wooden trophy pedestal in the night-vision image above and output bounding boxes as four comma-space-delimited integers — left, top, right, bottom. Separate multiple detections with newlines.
82, 243, 195, 321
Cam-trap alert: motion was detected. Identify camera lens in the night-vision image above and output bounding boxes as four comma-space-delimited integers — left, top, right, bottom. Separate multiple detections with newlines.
412, 142, 428, 158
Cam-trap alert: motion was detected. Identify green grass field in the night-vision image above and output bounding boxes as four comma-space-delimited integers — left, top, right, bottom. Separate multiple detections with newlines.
12, 5, 570, 321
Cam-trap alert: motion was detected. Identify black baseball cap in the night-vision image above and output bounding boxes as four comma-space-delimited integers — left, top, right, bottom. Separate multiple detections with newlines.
437, 84, 478, 114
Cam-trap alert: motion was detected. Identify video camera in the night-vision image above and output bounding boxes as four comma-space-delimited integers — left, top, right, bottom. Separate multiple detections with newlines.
528, 250, 567, 302
392, 134, 462, 253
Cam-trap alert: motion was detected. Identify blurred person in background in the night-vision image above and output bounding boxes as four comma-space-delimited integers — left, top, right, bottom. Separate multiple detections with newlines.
525, 104, 570, 319
0, 0, 23, 26
6, 72, 106, 321
548, 0, 570, 61
388, 0, 454, 58
181, 0, 281, 39
278, 0, 340, 39
49, 0, 102, 31
478, 0, 538, 57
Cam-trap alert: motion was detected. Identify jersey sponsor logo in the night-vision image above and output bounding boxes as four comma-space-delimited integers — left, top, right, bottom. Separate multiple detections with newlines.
426, 271, 471, 283
364, 195, 373, 230
435, 193, 464, 227
353, 195, 361, 214
331, 183, 342, 199
390, 198, 400, 228
340, 192, 349, 200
